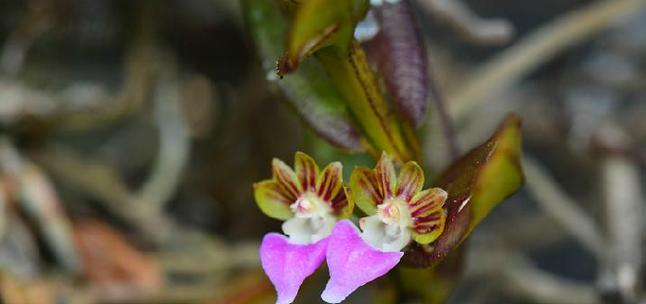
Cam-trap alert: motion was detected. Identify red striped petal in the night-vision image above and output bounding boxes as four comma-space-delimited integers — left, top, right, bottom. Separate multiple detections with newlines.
272, 158, 303, 199
375, 153, 396, 198
411, 208, 446, 245
316, 162, 344, 203
409, 188, 447, 245
409, 188, 447, 217
330, 187, 352, 218
349, 167, 383, 215
294, 152, 319, 192
396, 161, 424, 201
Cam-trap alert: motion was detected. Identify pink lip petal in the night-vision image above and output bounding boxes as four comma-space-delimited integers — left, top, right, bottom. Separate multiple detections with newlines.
260, 233, 329, 304
321, 220, 403, 303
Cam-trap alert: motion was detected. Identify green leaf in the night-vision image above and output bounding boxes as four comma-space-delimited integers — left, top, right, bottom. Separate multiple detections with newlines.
403, 113, 524, 267
279, 0, 369, 74
242, 0, 363, 150
282, 60, 365, 150
270, 0, 417, 161
316, 43, 415, 162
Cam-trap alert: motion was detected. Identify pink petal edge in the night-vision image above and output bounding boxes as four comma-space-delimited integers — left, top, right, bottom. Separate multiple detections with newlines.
322, 220, 403, 303
260, 233, 329, 304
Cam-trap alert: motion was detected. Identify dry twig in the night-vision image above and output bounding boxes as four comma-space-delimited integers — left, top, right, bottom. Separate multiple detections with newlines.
418, 0, 514, 45
597, 124, 644, 302
467, 241, 602, 304
448, 0, 646, 120
0, 139, 80, 273
523, 156, 605, 258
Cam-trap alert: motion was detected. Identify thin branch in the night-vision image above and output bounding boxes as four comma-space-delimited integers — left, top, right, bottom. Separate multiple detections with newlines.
466, 244, 602, 304
0, 2, 156, 131
597, 124, 643, 302
34, 51, 190, 241
0, 139, 80, 272
503, 253, 601, 304
53, 1, 158, 133
0, 209, 41, 279
448, 0, 646, 120
136, 62, 190, 213
156, 229, 259, 275
428, 69, 460, 160
522, 156, 606, 258
34, 146, 142, 223
486, 212, 572, 251
418, 0, 515, 45
0, 0, 58, 76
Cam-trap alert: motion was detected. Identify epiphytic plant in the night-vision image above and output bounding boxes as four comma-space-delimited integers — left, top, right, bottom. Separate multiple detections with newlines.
244, 0, 524, 303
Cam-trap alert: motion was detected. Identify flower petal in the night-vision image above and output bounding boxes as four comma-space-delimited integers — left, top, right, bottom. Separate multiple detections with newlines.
294, 152, 319, 192
396, 161, 424, 201
359, 214, 411, 252
375, 153, 397, 198
273, 158, 303, 199
254, 180, 294, 220
260, 233, 329, 304
411, 209, 446, 245
282, 215, 336, 244
349, 167, 382, 215
331, 187, 353, 218
359, 215, 386, 248
316, 162, 344, 204
321, 220, 403, 303
409, 188, 448, 245
413, 215, 446, 245
409, 188, 447, 218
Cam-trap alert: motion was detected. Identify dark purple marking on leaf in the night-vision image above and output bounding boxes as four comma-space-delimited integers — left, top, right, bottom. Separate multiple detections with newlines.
367, 0, 429, 128
402, 114, 523, 267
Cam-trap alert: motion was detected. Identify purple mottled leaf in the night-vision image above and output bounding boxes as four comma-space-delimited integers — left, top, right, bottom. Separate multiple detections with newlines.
366, 0, 429, 128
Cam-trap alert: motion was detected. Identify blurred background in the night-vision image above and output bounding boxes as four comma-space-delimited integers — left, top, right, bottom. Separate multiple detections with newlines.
0, 0, 645, 303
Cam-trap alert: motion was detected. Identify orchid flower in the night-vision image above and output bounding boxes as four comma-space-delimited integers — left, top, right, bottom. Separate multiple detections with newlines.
321, 153, 447, 303
254, 152, 352, 304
